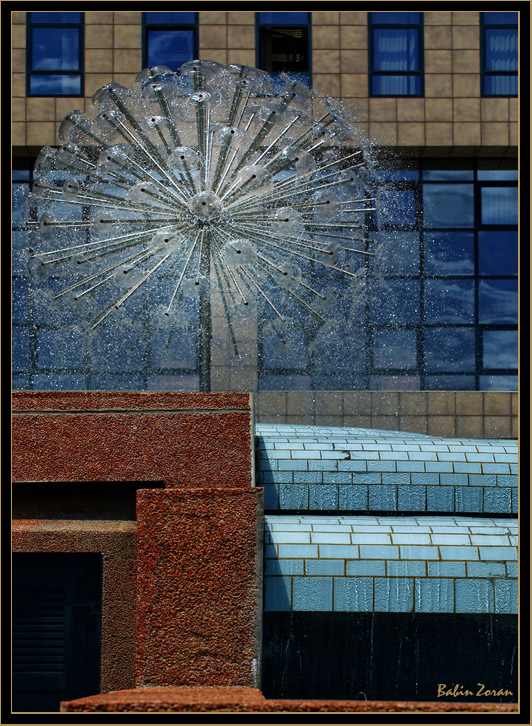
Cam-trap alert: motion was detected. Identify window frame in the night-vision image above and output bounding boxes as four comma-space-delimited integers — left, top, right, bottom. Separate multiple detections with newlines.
368, 12, 424, 98
255, 12, 312, 87
142, 12, 199, 71
480, 12, 518, 97
26, 12, 84, 98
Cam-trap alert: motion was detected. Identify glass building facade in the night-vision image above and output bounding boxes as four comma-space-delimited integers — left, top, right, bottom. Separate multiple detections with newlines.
13, 11, 519, 394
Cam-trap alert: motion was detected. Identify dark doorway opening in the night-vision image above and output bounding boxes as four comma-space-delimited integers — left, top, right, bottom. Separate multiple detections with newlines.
12, 553, 102, 712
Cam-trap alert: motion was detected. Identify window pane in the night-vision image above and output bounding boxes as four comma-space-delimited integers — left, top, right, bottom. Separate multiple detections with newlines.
258, 12, 309, 25
483, 75, 518, 96
145, 12, 196, 24
373, 29, 420, 71
481, 187, 518, 225
375, 189, 416, 226
424, 232, 475, 276
371, 12, 421, 24
424, 280, 475, 324
483, 12, 518, 24
424, 328, 476, 372
424, 375, 476, 390
372, 74, 421, 96
477, 169, 517, 180
482, 330, 518, 369
479, 375, 518, 391
30, 12, 82, 23
423, 170, 474, 181
479, 280, 518, 324
485, 29, 518, 71
370, 231, 420, 276
423, 184, 474, 228
147, 29, 195, 69
261, 27, 309, 73
478, 230, 518, 276
312, 328, 366, 373
30, 72, 81, 96
373, 330, 418, 370
370, 280, 420, 324
32, 27, 80, 71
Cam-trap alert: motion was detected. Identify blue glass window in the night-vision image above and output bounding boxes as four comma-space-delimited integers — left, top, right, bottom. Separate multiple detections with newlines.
143, 12, 197, 70
27, 13, 84, 96
424, 280, 475, 324
424, 232, 475, 276
423, 184, 474, 228
483, 330, 518, 369
481, 12, 518, 96
370, 12, 423, 97
424, 328, 476, 373
481, 187, 518, 225
478, 230, 518, 276
373, 330, 418, 370
256, 12, 311, 86
479, 280, 518, 324
145, 13, 196, 24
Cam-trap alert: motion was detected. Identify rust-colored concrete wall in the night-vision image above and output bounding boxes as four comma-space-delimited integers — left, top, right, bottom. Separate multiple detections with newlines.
135, 488, 263, 689
12, 520, 137, 694
12, 392, 254, 488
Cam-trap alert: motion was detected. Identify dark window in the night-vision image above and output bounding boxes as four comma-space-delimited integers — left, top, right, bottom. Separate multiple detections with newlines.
256, 12, 311, 87
12, 553, 101, 712
143, 12, 198, 70
369, 12, 424, 96
27, 12, 84, 96
481, 12, 518, 96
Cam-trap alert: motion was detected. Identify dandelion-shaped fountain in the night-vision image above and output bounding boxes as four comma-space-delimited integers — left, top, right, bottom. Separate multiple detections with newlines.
26, 61, 377, 391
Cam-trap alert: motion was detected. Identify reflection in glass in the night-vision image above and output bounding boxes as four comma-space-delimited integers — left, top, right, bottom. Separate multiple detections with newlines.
30, 12, 81, 23
478, 230, 518, 276
258, 12, 309, 24
371, 76, 421, 96
479, 375, 518, 391
485, 29, 518, 71
424, 232, 475, 276
373, 29, 420, 71
370, 280, 420, 324
373, 330, 417, 370
30, 74, 81, 95
424, 280, 475, 324
147, 29, 195, 69
32, 28, 79, 70
370, 232, 420, 276
375, 189, 416, 226
481, 187, 518, 225
424, 375, 476, 390
483, 330, 518, 369
372, 12, 421, 23
145, 12, 196, 24
424, 328, 475, 372
423, 184, 474, 228
479, 280, 518, 324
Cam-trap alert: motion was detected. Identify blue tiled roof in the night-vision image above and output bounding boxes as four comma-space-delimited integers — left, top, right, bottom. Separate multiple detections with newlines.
256, 424, 518, 515
264, 515, 518, 614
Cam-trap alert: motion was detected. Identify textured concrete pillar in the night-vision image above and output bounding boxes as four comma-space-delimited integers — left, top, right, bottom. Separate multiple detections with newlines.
135, 488, 263, 688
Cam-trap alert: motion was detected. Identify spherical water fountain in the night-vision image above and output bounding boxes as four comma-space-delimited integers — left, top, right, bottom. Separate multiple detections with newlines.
26, 61, 378, 390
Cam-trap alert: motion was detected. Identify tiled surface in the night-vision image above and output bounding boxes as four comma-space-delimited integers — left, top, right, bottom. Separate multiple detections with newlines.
257, 424, 518, 515
264, 515, 518, 613
13, 12, 518, 150
256, 392, 518, 438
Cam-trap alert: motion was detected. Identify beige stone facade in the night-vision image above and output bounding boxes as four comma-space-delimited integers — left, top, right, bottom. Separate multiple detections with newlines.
12, 11, 518, 154
256, 391, 519, 438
